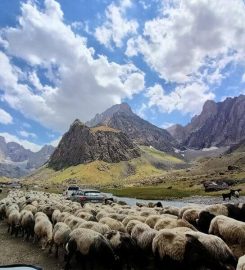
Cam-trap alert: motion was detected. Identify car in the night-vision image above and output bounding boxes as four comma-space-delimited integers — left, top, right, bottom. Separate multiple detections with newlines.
64, 185, 80, 199
69, 189, 106, 204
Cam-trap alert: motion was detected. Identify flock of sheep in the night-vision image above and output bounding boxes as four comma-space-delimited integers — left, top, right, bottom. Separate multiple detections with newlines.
0, 189, 245, 270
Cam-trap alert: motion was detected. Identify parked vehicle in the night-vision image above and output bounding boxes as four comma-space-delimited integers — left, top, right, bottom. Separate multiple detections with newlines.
64, 185, 80, 198
69, 189, 106, 204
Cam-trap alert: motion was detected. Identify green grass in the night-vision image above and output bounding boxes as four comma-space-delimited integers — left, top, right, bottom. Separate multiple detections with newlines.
140, 146, 184, 163
102, 185, 245, 200
24, 159, 165, 187
24, 146, 186, 187
0, 177, 12, 184
102, 186, 206, 199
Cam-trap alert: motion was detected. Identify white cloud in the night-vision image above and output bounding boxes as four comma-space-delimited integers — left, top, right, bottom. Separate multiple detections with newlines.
146, 83, 215, 115
139, 0, 151, 10
126, 0, 245, 83
0, 52, 18, 89
19, 130, 37, 139
0, 132, 41, 152
28, 72, 43, 90
0, 108, 13, 124
242, 72, 245, 83
95, 0, 138, 48
0, 0, 144, 132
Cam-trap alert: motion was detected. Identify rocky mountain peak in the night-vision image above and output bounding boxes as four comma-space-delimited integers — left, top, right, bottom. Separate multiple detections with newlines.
0, 137, 55, 178
167, 124, 186, 143
116, 102, 133, 113
86, 103, 178, 153
202, 99, 217, 116
86, 103, 133, 127
48, 119, 141, 170
169, 95, 245, 149
71, 119, 85, 127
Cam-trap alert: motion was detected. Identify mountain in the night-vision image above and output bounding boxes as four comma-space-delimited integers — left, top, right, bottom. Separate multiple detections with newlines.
0, 136, 55, 178
166, 124, 187, 143
48, 119, 141, 170
168, 95, 245, 149
86, 103, 178, 153
26, 145, 55, 169
226, 139, 245, 154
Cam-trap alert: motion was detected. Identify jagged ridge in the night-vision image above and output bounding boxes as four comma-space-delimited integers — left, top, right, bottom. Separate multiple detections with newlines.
86, 103, 178, 153
48, 119, 141, 170
168, 95, 245, 149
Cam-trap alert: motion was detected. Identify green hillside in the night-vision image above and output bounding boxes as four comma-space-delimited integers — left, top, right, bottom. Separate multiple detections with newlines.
23, 146, 186, 187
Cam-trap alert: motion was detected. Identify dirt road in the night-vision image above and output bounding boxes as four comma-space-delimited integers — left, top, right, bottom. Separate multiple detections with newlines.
0, 190, 63, 269
0, 221, 63, 269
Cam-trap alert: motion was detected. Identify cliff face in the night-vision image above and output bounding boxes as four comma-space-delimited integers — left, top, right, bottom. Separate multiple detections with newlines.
167, 124, 187, 143
0, 136, 54, 178
48, 120, 141, 170
86, 103, 178, 153
168, 95, 245, 149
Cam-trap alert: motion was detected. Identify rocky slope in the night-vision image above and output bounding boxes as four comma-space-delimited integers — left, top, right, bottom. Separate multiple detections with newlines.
226, 139, 245, 154
86, 103, 178, 153
0, 136, 55, 178
48, 120, 141, 170
168, 95, 245, 149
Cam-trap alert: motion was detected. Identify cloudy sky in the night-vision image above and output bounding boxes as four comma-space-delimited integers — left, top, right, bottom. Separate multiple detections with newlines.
0, 0, 244, 151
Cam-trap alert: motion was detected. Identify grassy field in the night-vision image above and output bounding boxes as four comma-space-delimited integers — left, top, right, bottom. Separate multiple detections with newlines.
103, 186, 204, 199
0, 176, 12, 183
23, 146, 186, 187
103, 183, 245, 200
21, 146, 245, 199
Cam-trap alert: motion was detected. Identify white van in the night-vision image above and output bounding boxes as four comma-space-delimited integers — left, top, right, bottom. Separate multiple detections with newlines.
64, 185, 79, 198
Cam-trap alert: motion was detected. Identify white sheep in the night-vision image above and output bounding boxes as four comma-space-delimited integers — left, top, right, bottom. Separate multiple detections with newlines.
23, 204, 37, 214
237, 255, 245, 270
131, 223, 157, 252
52, 209, 61, 225
65, 228, 115, 270
154, 217, 196, 231
205, 204, 229, 216
144, 214, 177, 229
209, 215, 245, 252
34, 216, 53, 249
99, 217, 126, 232
78, 221, 111, 235
122, 215, 146, 227
182, 208, 202, 227
126, 220, 143, 234
49, 222, 71, 257
105, 230, 138, 269
161, 206, 180, 216
7, 209, 20, 236
20, 210, 34, 239
152, 227, 236, 269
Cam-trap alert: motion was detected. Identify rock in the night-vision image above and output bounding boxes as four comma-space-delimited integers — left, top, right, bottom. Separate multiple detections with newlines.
86, 103, 178, 153
203, 181, 229, 192
97, 164, 110, 171
48, 119, 141, 170
0, 136, 54, 178
168, 95, 245, 149
227, 165, 239, 171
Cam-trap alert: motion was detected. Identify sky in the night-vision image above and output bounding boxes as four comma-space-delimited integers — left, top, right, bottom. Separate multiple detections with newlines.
0, 0, 244, 152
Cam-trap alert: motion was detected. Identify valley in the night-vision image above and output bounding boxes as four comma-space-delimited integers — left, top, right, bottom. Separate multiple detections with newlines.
1, 96, 245, 201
